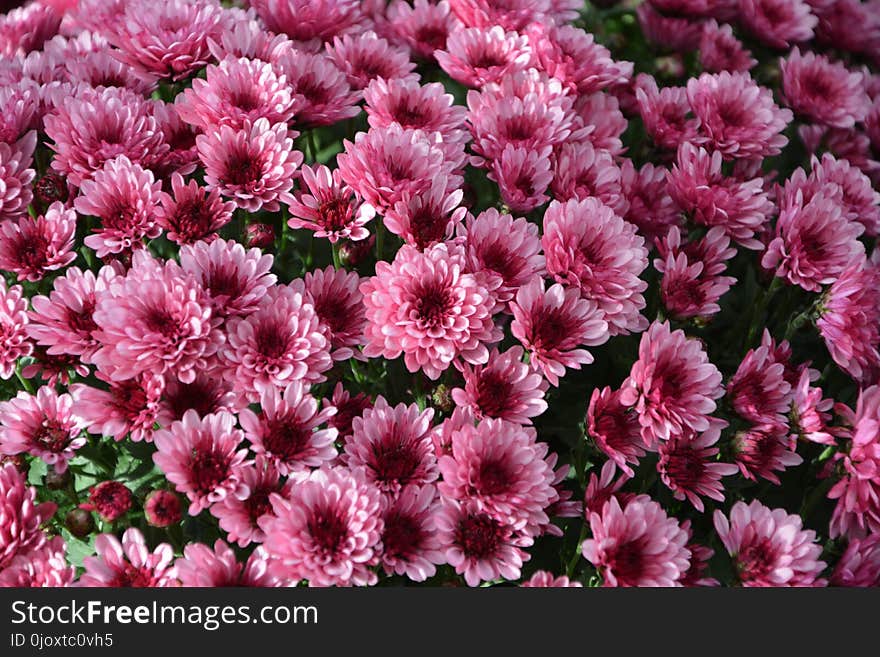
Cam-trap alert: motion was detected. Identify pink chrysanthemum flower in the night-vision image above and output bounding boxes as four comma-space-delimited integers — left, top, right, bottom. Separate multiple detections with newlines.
44, 84, 167, 187
210, 458, 282, 548
26, 265, 116, 366
791, 369, 835, 446
0, 279, 31, 380
460, 208, 544, 305
520, 571, 583, 587
634, 75, 698, 152
739, 0, 817, 49
0, 462, 56, 569
107, 0, 228, 81
197, 118, 302, 213
272, 49, 361, 128
686, 71, 793, 160
699, 20, 756, 73
0, 3, 61, 57
620, 320, 724, 444
239, 382, 337, 475
451, 346, 548, 425
78, 528, 177, 588
832, 535, 880, 586
0, 84, 38, 148
345, 397, 436, 496
587, 386, 646, 477
260, 466, 384, 587
0, 536, 74, 588
0, 387, 85, 474
74, 155, 162, 259
150, 101, 200, 179
303, 266, 366, 361
658, 424, 738, 512
64, 45, 158, 97
438, 418, 557, 533
221, 284, 332, 400
636, 3, 704, 52
386, 0, 461, 61
620, 161, 682, 246
448, 0, 549, 31
583, 495, 691, 587
287, 164, 375, 243
144, 490, 182, 529
361, 243, 499, 380
325, 383, 372, 443
583, 460, 631, 516
812, 0, 880, 59
714, 500, 826, 587
379, 484, 444, 582
73, 372, 164, 443
176, 541, 281, 587
176, 56, 296, 131
733, 424, 802, 485
155, 174, 235, 246
338, 124, 461, 213
152, 410, 250, 516
91, 251, 223, 384
435, 25, 531, 88
510, 277, 609, 387
728, 343, 795, 426
542, 198, 648, 336
251, 0, 364, 46
569, 92, 627, 157
0, 132, 35, 223
551, 141, 626, 216
364, 77, 467, 146
488, 144, 553, 213
326, 31, 418, 91
780, 48, 870, 129
806, 154, 880, 237
667, 142, 773, 249
762, 192, 864, 293
0, 202, 75, 283
155, 372, 240, 428
434, 498, 531, 587
384, 177, 465, 249
82, 481, 132, 523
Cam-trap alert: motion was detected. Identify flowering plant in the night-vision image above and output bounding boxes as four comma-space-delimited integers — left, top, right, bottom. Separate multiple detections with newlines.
1, 0, 880, 588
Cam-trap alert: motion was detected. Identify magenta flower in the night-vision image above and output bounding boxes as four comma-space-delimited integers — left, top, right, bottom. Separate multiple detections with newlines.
832, 535, 880, 587
82, 481, 132, 523
699, 20, 756, 73
0, 201, 75, 282
0, 132, 35, 223
326, 31, 418, 91
73, 372, 164, 443
635, 75, 698, 152
488, 143, 553, 213
273, 49, 361, 128
250, 0, 364, 46
0, 278, 31, 381
303, 266, 367, 362
658, 424, 738, 512
144, 490, 182, 529
520, 571, 582, 587
587, 386, 646, 477
78, 529, 177, 587
620, 161, 682, 246
364, 77, 467, 146
0, 536, 74, 588
790, 370, 836, 446
739, 0, 817, 49
0, 462, 56, 569
714, 500, 826, 586
728, 343, 795, 426
287, 164, 375, 243
808, 154, 880, 237
210, 458, 282, 549
436, 25, 531, 88
379, 484, 444, 582
325, 383, 372, 443
386, 0, 461, 61
733, 424, 803, 485
155, 372, 240, 429
636, 3, 704, 52
384, 176, 465, 249
157, 170, 235, 245
551, 141, 626, 216
176, 541, 282, 587
449, 0, 548, 31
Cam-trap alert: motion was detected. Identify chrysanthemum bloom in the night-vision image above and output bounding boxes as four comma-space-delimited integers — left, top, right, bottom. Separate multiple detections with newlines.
364, 77, 467, 146
583, 495, 691, 587
435, 25, 530, 88
238, 382, 337, 475
0, 133, 35, 223
449, 0, 550, 31
762, 193, 864, 293
542, 198, 648, 336
828, 385, 880, 538
175, 56, 296, 132
686, 71, 793, 159
832, 534, 880, 586
510, 276, 609, 387
520, 571, 583, 587
0, 536, 75, 588
144, 490, 182, 529
438, 418, 556, 532
807, 154, 880, 237
345, 397, 437, 496
106, 0, 227, 81
635, 3, 704, 52
0, 281, 32, 382
303, 267, 366, 362
434, 498, 531, 587
73, 373, 164, 444
326, 31, 418, 91
337, 124, 461, 213
634, 75, 698, 152
791, 370, 835, 445
587, 387, 646, 476
81, 481, 132, 523
658, 424, 738, 512
176, 541, 282, 587
384, 177, 466, 249
488, 144, 553, 213
451, 346, 547, 425
0, 3, 61, 57
667, 142, 773, 249
209, 458, 281, 548
155, 372, 241, 429
728, 343, 795, 426
91, 252, 223, 384
260, 466, 384, 587
620, 320, 724, 444
0, 387, 85, 474
154, 175, 235, 246
551, 141, 626, 216
620, 161, 682, 246
699, 20, 756, 73
272, 48, 361, 128
221, 284, 332, 400
714, 500, 826, 586
197, 118, 301, 213
646, 0, 737, 19
739, 0, 817, 49
287, 164, 375, 243
78, 528, 177, 587
379, 484, 444, 581
0, 462, 56, 569
64, 44, 158, 97
73, 155, 161, 258
152, 410, 250, 516
733, 423, 803, 485
325, 383, 371, 443
780, 49, 869, 129
0, 202, 75, 283
250, 0, 364, 46
361, 243, 499, 380
44, 85, 168, 187
19, 349, 86, 388
386, 0, 461, 61
812, 0, 880, 59
679, 519, 721, 587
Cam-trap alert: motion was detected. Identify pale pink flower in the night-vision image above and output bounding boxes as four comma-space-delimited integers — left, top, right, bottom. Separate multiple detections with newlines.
551, 141, 626, 216
210, 458, 282, 548
155, 173, 235, 245
739, 0, 817, 49
436, 26, 530, 88
699, 20, 756, 73
520, 571, 582, 587
326, 31, 418, 91
78, 529, 177, 587
303, 266, 366, 361
0, 279, 31, 380
587, 387, 646, 477
287, 164, 375, 243
73, 373, 164, 443
0, 536, 74, 588
0, 132, 35, 223
364, 77, 467, 146
176, 541, 282, 587
449, 0, 549, 31
569, 92, 627, 157
0, 202, 75, 282
272, 48, 361, 128
0, 462, 56, 569
488, 144, 553, 213
832, 535, 880, 586
251, 0, 364, 46
791, 370, 836, 446
635, 75, 698, 152
379, 484, 444, 582
658, 424, 738, 512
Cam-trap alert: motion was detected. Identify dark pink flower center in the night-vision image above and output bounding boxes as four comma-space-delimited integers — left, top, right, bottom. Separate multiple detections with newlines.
415, 286, 452, 328
457, 513, 503, 559
263, 416, 310, 462
474, 371, 513, 418
165, 380, 224, 421
475, 459, 512, 496
308, 506, 349, 556
188, 447, 232, 495
318, 197, 354, 232
608, 539, 647, 584
382, 511, 424, 560
34, 420, 71, 453
370, 437, 424, 489
109, 563, 156, 587
735, 539, 777, 583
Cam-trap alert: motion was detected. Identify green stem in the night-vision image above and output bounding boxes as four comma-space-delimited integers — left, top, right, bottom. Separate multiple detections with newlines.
375, 220, 385, 262
15, 365, 34, 394
745, 277, 782, 350
331, 241, 342, 269
307, 130, 320, 164
565, 521, 588, 578
783, 307, 814, 342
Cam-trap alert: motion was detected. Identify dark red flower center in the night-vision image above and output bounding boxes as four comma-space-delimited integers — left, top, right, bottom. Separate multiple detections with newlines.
474, 371, 513, 418
263, 416, 311, 462
33, 420, 71, 453
188, 447, 232, 495
308, 506, 349, 556
382, 510, 424, 560
457, 513, 503, 559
